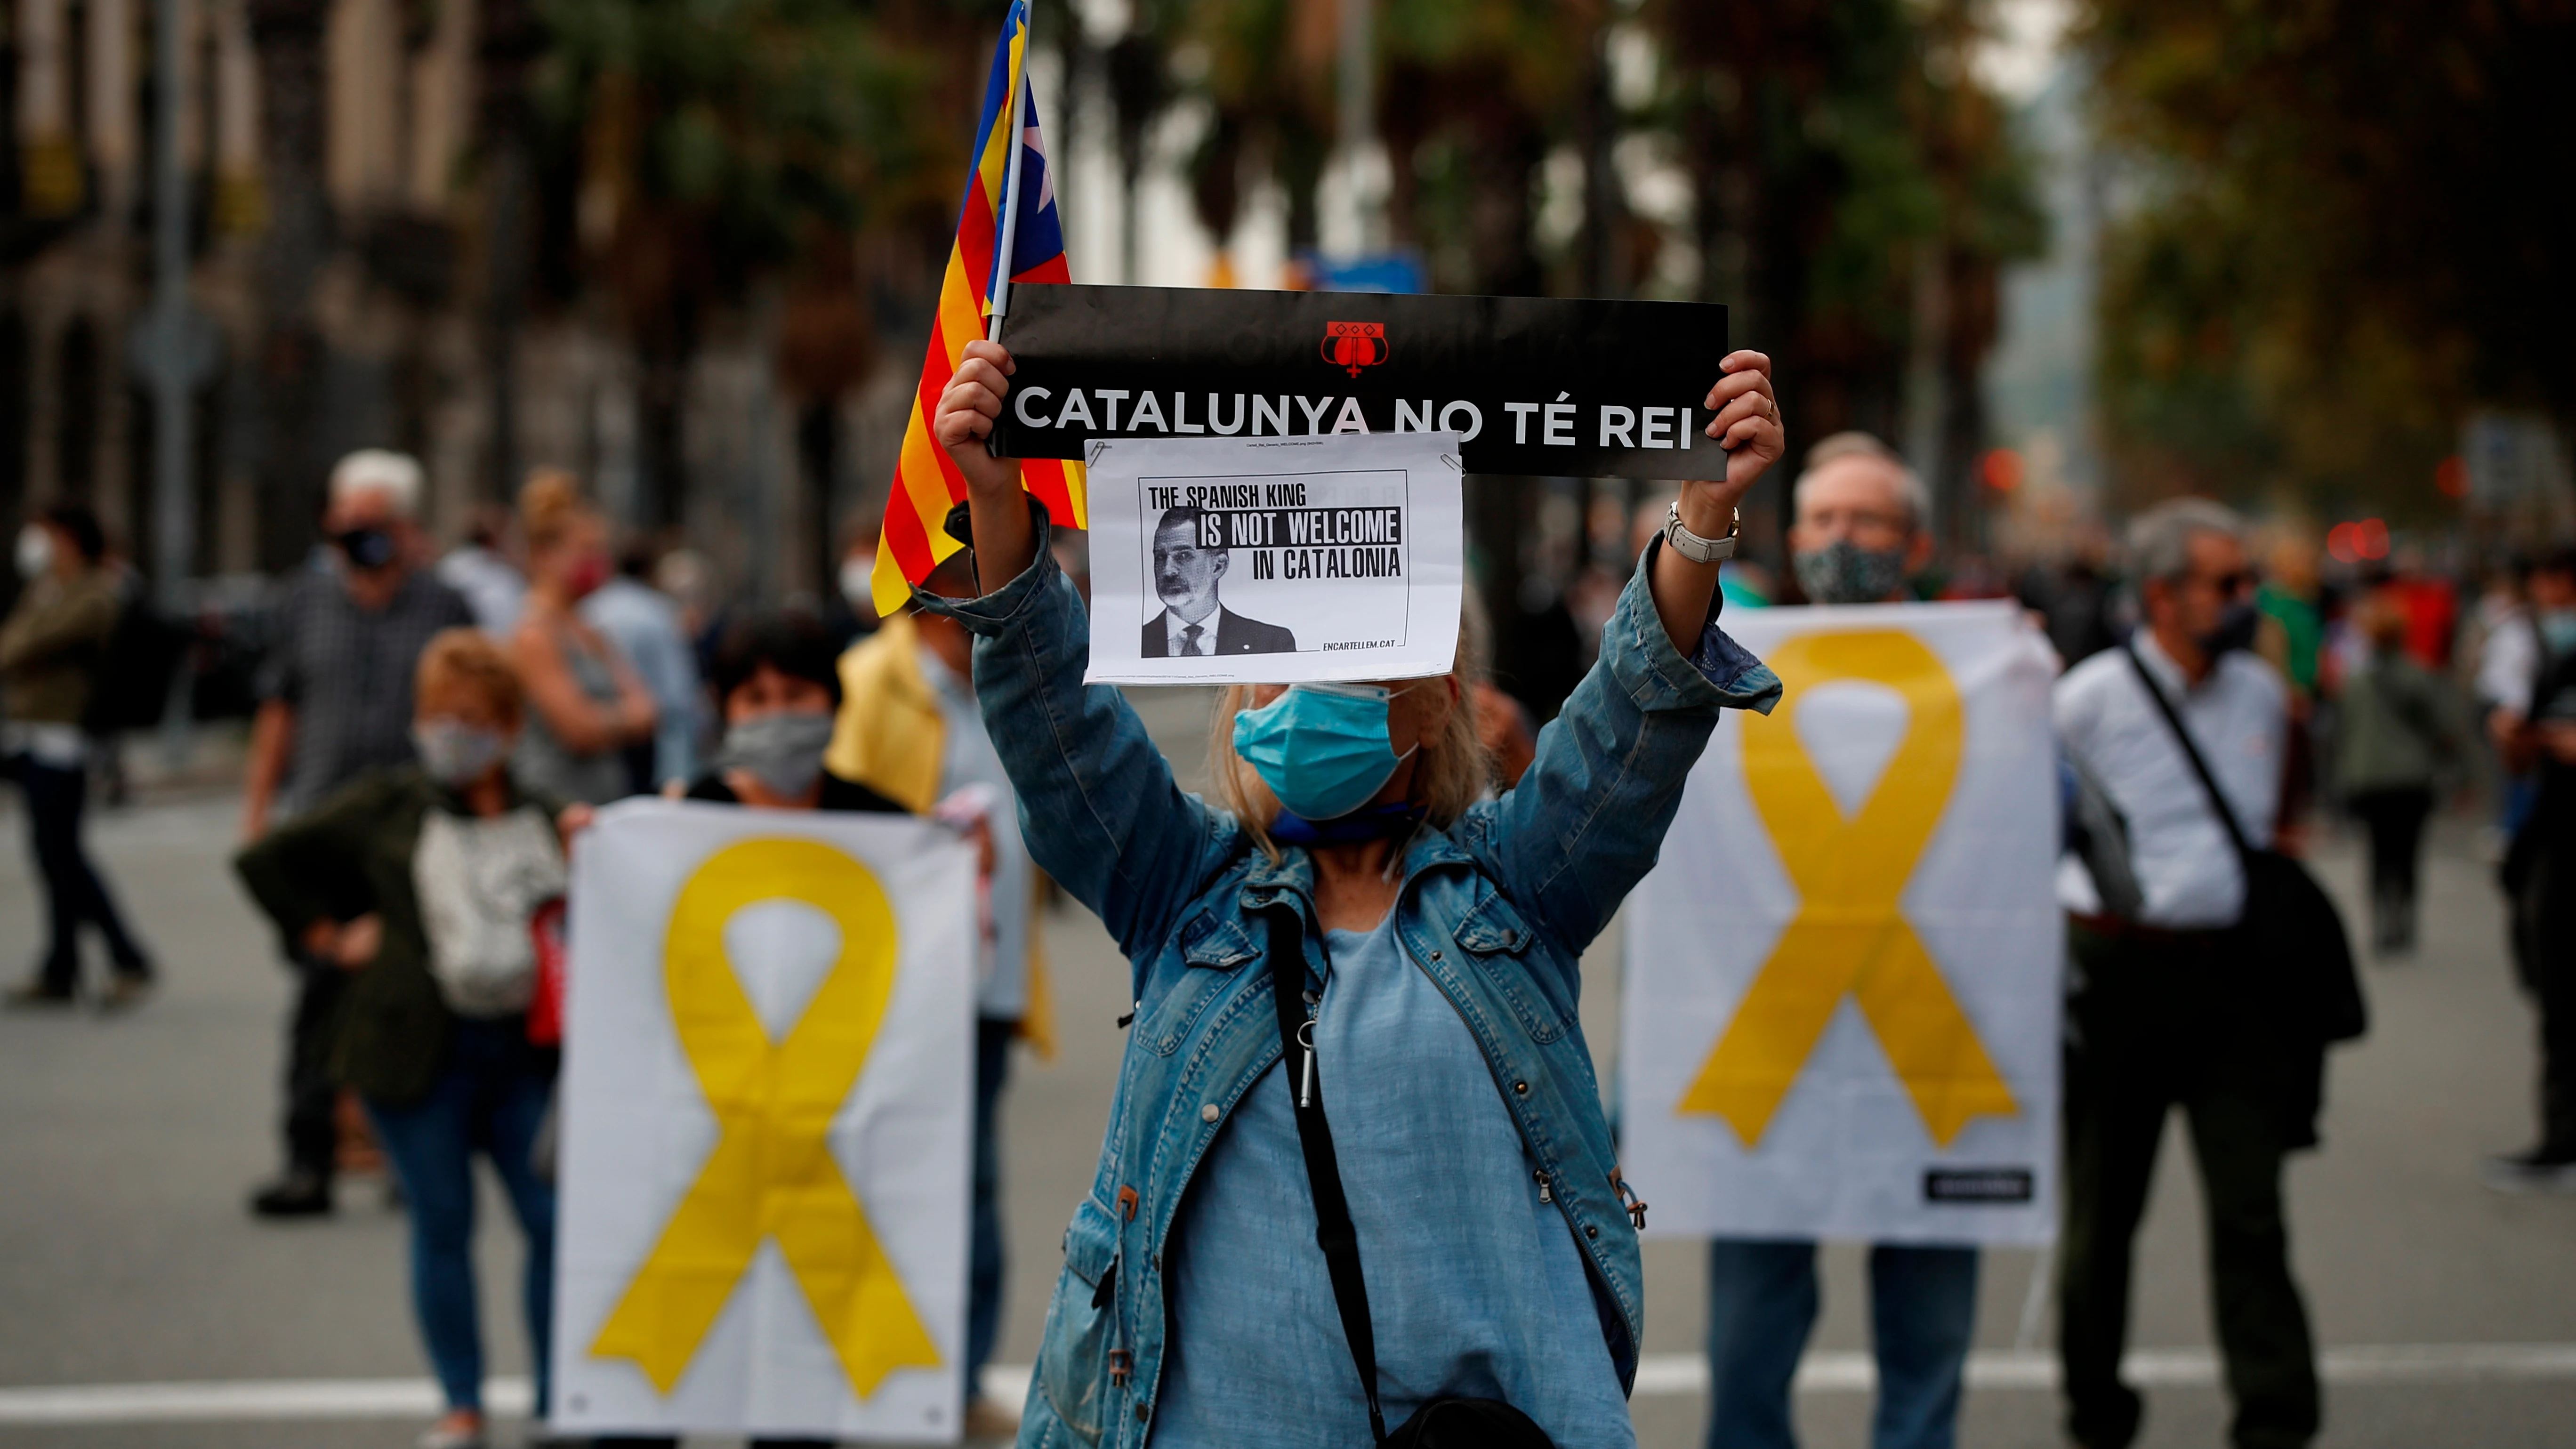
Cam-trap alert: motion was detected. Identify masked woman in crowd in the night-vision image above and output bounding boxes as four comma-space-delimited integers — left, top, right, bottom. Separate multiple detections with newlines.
510, 470, 657, 804
235, 630, 567, 1449
924, 339, 1784, 1449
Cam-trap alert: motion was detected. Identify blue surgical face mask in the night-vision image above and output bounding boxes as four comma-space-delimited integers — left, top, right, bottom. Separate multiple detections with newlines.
1231, 683, 1417, 823
2541, 608, 2576, 656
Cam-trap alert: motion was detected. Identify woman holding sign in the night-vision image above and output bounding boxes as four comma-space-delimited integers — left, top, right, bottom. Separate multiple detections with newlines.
929, 338, 1784, 1449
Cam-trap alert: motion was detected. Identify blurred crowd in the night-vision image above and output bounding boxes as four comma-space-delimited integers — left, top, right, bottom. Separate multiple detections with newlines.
5, 437, 2576, 1449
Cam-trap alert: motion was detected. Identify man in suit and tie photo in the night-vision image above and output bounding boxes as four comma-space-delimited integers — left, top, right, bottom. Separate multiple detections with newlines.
1142, 506, 1297, 657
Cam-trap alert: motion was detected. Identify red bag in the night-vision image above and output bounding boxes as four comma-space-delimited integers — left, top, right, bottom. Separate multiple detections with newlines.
527, 897, 568, 1046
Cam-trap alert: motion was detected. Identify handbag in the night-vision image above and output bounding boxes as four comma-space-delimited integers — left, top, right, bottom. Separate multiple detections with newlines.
1264, 912, 1558, 1449
2123, 647, 2367, 1142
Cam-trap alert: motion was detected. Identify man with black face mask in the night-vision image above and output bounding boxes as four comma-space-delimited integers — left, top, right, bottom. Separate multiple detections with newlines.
2053, 499, 2318, 1449
1702, 433, 1983, 1449
241, 450, 474, 1217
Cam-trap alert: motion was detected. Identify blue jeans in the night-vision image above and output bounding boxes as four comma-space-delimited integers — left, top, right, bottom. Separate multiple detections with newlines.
967, 1014, 1015, 1396
1705, 1238, 1979, 1449
364, 1017, 558, 1416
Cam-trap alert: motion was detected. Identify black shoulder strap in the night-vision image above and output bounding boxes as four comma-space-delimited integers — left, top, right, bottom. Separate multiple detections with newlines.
1265, 910, 1390, 1445
2123, 643, 2254, 860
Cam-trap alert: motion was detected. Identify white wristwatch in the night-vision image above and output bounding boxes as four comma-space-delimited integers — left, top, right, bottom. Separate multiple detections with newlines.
1663, 500, 1740, 564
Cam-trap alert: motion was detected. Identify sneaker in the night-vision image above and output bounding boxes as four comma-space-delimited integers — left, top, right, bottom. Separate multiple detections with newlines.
98, 974, 153, 1012
248, 1170, 335, 1217
964, 1395, 1022, 1440
2480, 1150, 2576, 1194
4, 981, 77, 1009
416, 1409, 486, 1449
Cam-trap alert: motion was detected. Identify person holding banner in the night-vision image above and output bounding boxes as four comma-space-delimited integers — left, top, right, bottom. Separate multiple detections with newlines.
925, 336, 1784, 1449
825, 564, 1045, 1440
1698, 432, 1981, 1449
2054, 500, 2319, 1449
234, 629, 568, 1449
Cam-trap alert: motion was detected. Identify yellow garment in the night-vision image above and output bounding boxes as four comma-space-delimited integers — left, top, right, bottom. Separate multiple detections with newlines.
829, 614, 1056, 1059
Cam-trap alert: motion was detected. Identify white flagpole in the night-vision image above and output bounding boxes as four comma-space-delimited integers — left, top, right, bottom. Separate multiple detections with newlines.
985, 1, 1033, 345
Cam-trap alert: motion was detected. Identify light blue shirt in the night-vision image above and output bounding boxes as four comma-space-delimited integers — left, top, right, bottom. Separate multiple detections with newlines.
580, 576, 703, 788
1152, 915, 1634, 1449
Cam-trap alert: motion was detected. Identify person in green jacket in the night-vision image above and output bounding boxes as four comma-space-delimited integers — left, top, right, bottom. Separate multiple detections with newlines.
235, 628, 568, 1449
2336, 590, 2463, 954
3, 502, 153, 1007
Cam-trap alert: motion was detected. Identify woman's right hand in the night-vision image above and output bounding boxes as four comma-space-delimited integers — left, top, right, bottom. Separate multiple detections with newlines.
934, 340, 1022, 501
933, 339, 1039, 586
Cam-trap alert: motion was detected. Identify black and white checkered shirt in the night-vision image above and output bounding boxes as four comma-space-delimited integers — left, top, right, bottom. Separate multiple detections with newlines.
257, 566, 475, 815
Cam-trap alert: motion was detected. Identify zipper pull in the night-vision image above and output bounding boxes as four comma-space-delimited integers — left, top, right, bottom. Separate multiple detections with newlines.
1534, 1168, 1553, 1203
1108, 1348, 1133, 1387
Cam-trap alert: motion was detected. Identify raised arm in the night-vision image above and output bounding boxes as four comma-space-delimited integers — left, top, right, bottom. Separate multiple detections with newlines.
926, 342, 1236, 969
1459, 350, 1786, 958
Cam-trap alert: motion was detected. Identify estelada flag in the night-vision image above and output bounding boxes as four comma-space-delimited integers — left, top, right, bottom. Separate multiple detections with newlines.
871, 0, 1083, 615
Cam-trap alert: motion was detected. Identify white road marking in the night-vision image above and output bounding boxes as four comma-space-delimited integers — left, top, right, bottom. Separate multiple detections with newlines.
6, 1344, 2575, 1424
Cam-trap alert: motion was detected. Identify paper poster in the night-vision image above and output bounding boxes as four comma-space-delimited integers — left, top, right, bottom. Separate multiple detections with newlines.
993, 283, 1729, 480
1620, 603, 2064, 1246
1083, 431, 1466, 686
551, 800, 977, 1440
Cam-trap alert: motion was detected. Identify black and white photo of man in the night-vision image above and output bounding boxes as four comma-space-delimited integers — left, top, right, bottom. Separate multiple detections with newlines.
1142, 506, 1297, 656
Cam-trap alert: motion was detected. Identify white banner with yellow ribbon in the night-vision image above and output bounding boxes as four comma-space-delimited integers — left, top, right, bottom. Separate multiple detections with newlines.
1622, 601, 2062, 1245
551, 799, 976, 1438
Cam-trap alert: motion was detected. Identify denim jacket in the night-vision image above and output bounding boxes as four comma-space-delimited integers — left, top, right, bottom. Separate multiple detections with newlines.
923, 512, 1779, 1449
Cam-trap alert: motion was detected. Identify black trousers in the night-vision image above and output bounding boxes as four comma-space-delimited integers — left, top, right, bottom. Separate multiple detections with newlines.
282, 957, 348, 1178
2346, 786, 2432, 928
7, 753, 148, 991
2060, 922, 2319, 1449
2512, 843, 2576, 1159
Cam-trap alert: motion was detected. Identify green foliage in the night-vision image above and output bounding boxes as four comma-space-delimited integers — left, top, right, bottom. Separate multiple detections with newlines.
2084, 0, 2576, 519
536, 0, 929, 293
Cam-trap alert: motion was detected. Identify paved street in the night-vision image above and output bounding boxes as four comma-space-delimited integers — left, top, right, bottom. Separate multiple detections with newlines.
4, 704, 2574, 1447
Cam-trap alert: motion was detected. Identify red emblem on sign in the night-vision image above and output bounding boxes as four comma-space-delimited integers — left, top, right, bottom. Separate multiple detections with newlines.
1321, 320, 1389, 377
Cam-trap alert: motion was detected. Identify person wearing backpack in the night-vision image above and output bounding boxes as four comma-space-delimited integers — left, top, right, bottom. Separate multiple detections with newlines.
2, 501, 154, 1009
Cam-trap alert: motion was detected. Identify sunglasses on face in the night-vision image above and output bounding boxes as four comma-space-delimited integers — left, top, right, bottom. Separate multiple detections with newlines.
2191, 570, 2252, 595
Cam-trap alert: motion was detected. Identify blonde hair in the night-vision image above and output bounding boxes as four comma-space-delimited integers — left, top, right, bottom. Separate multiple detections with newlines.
416, 628, 524, 725
516, 467, 596, 553
1207, 620, 1495, 862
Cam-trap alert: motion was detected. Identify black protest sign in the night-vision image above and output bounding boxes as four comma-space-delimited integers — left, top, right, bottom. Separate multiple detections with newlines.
992, 285, 1731, 480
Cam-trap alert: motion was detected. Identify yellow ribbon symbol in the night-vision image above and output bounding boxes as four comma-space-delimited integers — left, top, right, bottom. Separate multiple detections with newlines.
592, 838, 940, 1397
1678, 630, 2017, 1148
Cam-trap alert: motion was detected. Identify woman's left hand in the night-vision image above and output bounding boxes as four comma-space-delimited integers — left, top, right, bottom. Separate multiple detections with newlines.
1682, 350, 1785, 532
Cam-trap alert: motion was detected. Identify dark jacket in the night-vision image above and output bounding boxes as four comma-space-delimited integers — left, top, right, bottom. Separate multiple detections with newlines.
1138, 605, 1296, 657
684, 769, 909, 813
0, 569, 119, 724
234, 766, 562, 1104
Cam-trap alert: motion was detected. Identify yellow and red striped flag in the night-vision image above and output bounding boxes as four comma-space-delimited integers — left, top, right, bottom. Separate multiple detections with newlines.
871, 0, 1083, 613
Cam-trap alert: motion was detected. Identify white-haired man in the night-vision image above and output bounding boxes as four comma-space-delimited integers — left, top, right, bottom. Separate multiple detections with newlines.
241, 450, 474, 1218
1701, 432, 1980, 1449
2053, 499, 2318, 1449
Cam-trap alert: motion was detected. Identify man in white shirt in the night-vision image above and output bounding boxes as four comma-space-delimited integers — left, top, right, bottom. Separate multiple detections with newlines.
2053, 499, 2318, 1449
1702, 433, 1980, 1449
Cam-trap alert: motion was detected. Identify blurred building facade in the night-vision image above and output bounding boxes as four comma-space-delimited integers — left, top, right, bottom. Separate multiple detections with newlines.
1, 0, 902, 597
